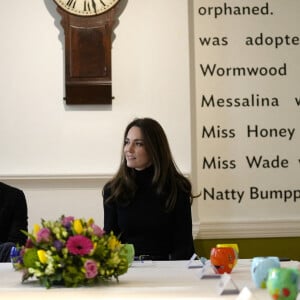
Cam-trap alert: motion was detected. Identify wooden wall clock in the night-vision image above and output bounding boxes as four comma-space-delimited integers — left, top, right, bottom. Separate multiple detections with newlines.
52, 0, 125, 104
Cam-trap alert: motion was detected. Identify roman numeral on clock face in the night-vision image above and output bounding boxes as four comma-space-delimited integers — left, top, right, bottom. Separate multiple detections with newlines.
75, 0, 107, 12
84, 0, 106, 11
66, 0, 76, 8
54, 0, 119, 16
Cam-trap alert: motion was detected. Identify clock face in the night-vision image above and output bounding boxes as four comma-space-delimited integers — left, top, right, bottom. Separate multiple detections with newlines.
53, 0, 120, 16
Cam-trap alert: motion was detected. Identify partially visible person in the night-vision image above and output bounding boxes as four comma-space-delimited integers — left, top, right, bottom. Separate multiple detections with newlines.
103, 118, 197, 260
0, 182, 28, 262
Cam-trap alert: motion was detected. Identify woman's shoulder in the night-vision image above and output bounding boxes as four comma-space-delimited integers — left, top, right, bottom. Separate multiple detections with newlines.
0, 182, 25, 199
102, 184, 112, 198
172, 187, 193, 209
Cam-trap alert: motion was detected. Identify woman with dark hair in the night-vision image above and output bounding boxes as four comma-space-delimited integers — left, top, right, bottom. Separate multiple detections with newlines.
103, 118, 197, 260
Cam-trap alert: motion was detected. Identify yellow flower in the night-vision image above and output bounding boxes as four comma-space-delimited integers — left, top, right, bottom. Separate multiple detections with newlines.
108, 236, 120, 250
37, 250, 48, 264
33, 224, 40, 239
73, 219, 83, 234
87, 218, 94, 226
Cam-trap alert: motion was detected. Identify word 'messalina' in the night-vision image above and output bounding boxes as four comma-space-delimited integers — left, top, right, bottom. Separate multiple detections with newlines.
200, 94, 279, 108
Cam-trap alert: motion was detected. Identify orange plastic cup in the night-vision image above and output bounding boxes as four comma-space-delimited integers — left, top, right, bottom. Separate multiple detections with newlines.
210, 247, 236, 274
216, 243, 239, 267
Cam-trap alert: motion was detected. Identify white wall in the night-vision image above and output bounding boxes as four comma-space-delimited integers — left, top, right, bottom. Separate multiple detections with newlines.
0, 0, 191, 177
0, 1, 192, 231
2, 178, 106, 230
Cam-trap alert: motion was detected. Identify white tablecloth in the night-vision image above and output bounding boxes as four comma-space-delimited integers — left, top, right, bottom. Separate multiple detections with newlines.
0, 259, 299, 299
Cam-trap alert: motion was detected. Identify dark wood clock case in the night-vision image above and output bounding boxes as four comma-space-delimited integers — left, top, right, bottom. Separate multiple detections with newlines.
57, 4, 122, 104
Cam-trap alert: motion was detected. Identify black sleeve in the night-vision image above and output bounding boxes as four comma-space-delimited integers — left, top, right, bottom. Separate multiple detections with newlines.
170, 191, 195, 260
103, 187, 120, 236
7, 188, 28, 246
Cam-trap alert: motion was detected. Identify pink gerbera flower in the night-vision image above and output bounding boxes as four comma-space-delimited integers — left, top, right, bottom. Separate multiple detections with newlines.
66, 235, 93, 256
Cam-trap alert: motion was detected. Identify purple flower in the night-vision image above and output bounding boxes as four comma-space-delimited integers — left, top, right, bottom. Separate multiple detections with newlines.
37, 228, 51, 243
91, 224, 105, 237
84, 259, 98, 278
66, 235, 93, 256
53, 240, 64, 251
62, 216, 74, 228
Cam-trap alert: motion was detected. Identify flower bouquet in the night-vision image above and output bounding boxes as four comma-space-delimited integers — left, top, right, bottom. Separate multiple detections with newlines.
13, 216, 129, 288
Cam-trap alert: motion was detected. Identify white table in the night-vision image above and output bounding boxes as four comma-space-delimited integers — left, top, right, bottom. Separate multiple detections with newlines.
0, 259, 299, 299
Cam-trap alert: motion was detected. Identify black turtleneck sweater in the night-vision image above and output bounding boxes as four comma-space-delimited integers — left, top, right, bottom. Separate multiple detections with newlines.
103, 167, 194, 260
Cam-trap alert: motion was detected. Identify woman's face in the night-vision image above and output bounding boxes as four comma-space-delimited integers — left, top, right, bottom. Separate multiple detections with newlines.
124, 126, 152, 170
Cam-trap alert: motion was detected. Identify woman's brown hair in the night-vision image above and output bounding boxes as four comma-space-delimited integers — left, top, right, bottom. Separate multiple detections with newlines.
103, 118, 196, 212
